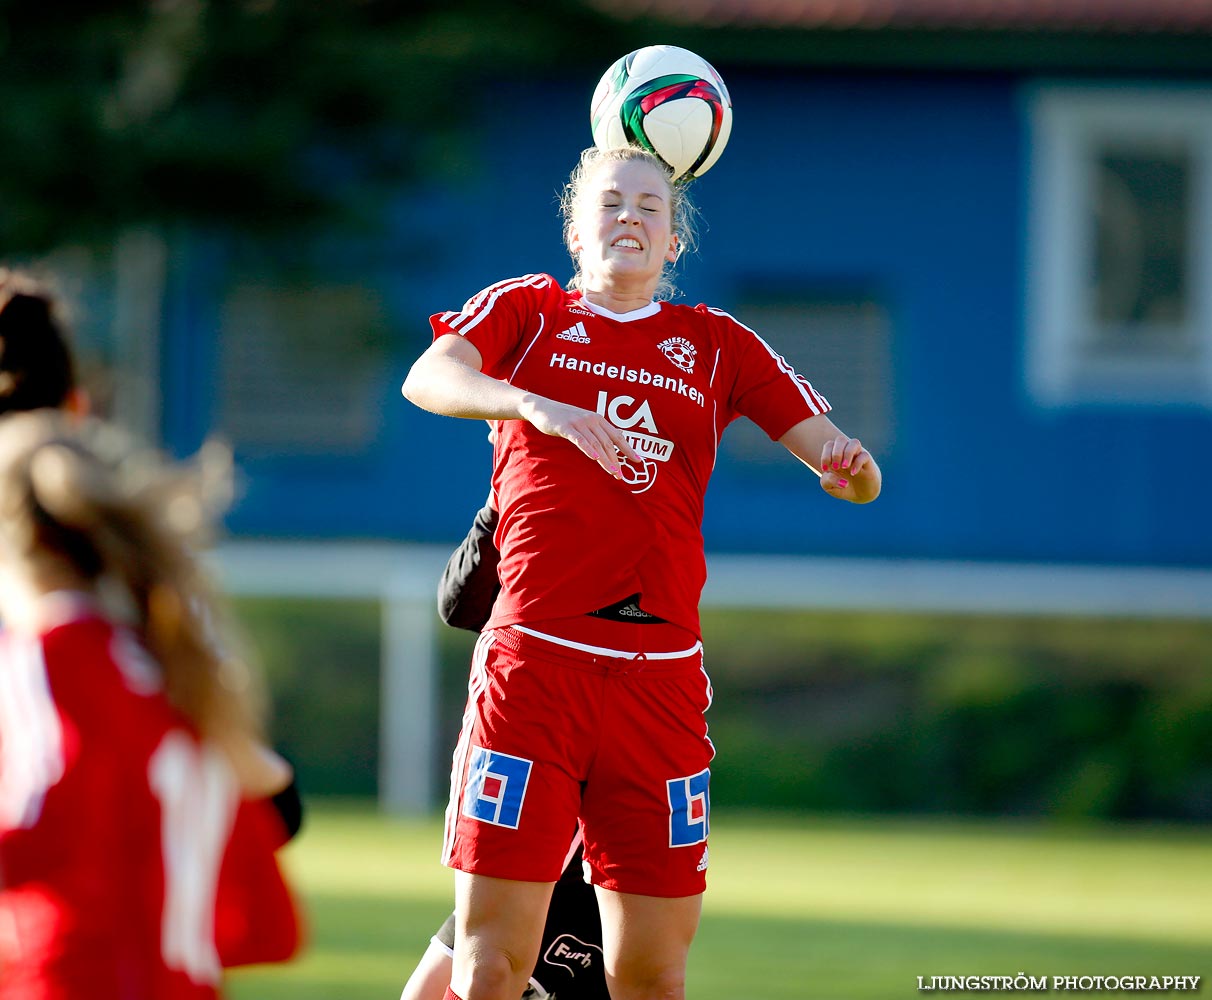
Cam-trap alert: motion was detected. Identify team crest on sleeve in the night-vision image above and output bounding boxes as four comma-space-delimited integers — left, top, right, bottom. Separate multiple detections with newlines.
667, 768, 710, 847
463, 745, 533, 829
657, 336, 697, 374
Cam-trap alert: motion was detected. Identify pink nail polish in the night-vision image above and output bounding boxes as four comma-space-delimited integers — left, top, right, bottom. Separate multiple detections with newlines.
836, 477, 849, 487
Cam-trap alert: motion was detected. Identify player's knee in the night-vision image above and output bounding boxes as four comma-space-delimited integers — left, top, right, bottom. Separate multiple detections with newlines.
609, 963, 687, 1000
458, 942, 534, 999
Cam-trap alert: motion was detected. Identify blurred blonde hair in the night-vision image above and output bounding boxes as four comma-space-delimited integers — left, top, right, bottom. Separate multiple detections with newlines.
0, 410, 264, 750
560, 145, 700, 302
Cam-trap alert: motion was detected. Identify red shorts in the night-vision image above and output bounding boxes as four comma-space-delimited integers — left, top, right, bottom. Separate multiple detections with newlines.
442, 618, 714, 897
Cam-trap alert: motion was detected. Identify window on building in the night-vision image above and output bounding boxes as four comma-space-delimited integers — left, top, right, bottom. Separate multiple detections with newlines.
1026, 86, 1212, 406
218, 282, 388, 454
721, 293, 894, 468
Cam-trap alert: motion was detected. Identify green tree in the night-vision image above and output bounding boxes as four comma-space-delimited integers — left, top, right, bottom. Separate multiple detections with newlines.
0, 0, 628, 252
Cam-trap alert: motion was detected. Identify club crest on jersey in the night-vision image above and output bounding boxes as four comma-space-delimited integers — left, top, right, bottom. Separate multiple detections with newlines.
658, 336, 697, 374
463, 745, 532, 829
556, 321, 591, 344
595, 391, 677, 496
667, 768, 710, 847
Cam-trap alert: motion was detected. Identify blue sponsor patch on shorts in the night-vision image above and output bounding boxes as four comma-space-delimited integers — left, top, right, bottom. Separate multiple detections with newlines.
463, 745, 533, 829
667, 768, 710, 847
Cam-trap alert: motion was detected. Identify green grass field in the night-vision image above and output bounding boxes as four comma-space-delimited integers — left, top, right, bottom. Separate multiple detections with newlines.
230, 801, 1210, 999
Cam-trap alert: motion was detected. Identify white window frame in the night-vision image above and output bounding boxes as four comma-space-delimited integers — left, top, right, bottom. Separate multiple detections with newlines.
1025, 84, 1212, 407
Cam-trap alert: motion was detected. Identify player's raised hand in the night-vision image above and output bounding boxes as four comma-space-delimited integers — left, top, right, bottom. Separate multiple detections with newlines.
819, 434, 880, 503
519, 394, 640, 480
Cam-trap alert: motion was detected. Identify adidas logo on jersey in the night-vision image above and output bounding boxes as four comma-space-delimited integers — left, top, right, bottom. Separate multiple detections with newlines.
697, 847, 709, 872
557, 321, 591, 344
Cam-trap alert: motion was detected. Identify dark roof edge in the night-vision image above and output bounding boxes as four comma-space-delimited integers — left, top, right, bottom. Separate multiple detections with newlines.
611, 22, 1212, 75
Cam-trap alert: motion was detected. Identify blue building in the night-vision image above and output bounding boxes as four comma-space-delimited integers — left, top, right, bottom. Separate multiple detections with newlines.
96, 0, 1212, 810
144, 1, 1212, 580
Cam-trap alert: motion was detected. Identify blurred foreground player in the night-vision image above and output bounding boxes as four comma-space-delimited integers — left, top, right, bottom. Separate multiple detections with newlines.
0, 405, 300, 996
0, 266, 304, 835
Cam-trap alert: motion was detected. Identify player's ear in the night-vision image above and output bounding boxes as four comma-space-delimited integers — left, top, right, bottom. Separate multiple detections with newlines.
665, 233, 680, 263
568, 224, 583, 255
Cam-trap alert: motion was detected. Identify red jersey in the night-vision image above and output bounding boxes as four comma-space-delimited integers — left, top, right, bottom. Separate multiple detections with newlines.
0, 595, 300, 999
430, 273, 830, 637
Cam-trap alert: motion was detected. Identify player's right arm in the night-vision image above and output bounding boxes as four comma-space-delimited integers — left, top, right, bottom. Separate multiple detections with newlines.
402, 334, 638, 478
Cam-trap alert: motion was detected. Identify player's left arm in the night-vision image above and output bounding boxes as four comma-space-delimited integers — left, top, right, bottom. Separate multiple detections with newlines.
778, 414, 882, 504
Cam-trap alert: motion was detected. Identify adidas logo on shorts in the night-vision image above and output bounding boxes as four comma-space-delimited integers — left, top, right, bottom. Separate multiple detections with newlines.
556, 321, 591, 344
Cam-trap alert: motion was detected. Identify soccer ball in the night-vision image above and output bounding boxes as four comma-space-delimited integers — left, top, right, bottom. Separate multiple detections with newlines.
590, 45, 733, 182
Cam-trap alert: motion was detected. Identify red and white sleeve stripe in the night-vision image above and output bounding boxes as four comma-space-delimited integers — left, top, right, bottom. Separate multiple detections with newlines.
442, 274, 552, 338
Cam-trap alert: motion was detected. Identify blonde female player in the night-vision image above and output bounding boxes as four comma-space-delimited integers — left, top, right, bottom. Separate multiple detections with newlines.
402, 144, 881, 1000
0, 407, 301, 998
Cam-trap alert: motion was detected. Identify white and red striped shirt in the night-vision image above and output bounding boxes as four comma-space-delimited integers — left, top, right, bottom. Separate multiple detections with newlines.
431, 274, 830, 637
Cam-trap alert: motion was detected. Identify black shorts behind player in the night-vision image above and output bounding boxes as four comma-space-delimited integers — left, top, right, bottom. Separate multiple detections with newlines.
433, 844, 607, 1000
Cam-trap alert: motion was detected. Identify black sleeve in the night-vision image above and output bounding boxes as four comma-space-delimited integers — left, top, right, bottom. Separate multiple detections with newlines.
436, 501, 502, 633
269, 768, 304, 842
